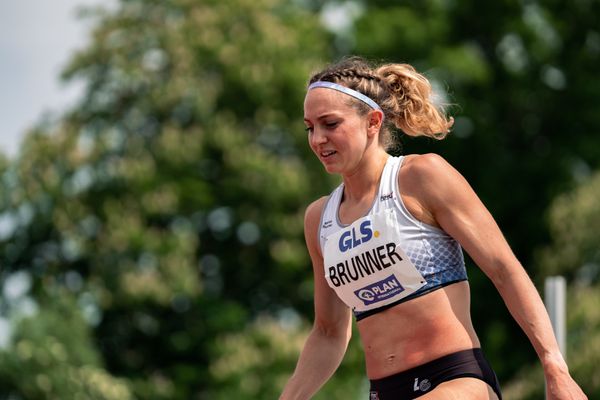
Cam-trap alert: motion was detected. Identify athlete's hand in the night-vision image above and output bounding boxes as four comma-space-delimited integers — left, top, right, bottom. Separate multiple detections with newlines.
545, 371, 587, 400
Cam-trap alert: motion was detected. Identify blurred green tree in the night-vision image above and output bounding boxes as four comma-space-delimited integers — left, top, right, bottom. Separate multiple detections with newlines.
0, 0, 341, 398
0, 289, 134, 399
537, 170, 600, 283
503, 170, 600, 398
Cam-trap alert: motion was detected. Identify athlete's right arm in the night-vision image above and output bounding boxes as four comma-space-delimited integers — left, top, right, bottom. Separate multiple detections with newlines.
279, 197, 353, 400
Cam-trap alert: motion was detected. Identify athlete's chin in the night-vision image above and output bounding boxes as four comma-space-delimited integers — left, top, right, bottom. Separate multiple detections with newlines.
322, 163, 342, 174
316, 154, 344, 174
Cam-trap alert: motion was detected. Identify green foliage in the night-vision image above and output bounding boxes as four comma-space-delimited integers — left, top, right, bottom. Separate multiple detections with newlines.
504, 166, 600, 398
1, 0, 333, 398
207, 316, 309, 399
206, 317, 367, 400
537, 170, 600, 282
502, 284, 600, 399
0, 290, 134, 399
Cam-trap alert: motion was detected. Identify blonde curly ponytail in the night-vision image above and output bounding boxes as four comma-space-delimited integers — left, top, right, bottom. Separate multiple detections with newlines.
375, 63, 453, 139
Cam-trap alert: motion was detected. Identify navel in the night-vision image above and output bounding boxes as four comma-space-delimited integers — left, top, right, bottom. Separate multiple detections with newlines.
385, 353, 396, 366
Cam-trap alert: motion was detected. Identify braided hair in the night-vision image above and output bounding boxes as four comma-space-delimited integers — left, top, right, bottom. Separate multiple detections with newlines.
308, 56, 453, 150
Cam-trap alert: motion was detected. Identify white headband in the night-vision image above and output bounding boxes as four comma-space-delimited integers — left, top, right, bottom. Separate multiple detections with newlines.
308, 81, 384, 115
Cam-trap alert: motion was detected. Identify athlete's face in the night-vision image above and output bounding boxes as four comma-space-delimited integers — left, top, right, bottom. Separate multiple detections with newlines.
304, 88, 379, 174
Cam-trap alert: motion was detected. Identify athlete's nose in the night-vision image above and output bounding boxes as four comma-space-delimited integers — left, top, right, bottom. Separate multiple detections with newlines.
310, 126, 328, 146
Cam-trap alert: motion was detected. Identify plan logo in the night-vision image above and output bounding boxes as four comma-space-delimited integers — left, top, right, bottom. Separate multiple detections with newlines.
354, 275, 404, 306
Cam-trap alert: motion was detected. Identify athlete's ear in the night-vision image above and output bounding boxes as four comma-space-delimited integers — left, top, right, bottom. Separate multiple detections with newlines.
367, 110, 384, 137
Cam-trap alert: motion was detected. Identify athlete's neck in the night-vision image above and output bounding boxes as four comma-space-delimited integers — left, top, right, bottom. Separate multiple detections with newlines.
341, 149, 390, 205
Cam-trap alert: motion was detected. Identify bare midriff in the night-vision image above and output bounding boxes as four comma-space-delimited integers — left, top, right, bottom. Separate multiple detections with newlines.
357, 281, 480, 379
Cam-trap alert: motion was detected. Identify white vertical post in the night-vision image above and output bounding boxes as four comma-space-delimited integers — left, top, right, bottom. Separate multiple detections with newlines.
544, 276, 567, 359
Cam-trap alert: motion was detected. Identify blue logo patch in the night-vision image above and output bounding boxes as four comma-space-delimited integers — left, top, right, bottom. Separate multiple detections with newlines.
338, 220, 373, 252
354, 275, 405, 305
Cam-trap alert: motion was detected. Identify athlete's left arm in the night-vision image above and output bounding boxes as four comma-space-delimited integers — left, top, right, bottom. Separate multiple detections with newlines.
405, 153, 587, 400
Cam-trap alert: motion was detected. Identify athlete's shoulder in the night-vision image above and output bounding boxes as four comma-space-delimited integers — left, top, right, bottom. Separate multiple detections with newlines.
400, 153, 467, 205
401, 153, 462, 187
304, 196, 328, 227
401, 153, 454, 177
304, 196, 329, 256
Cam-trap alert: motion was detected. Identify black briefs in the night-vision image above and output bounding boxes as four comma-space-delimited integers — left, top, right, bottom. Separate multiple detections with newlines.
368, 348, 502, 399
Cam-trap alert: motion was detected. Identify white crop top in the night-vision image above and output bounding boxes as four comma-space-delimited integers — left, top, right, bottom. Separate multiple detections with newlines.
318, 156, 467, 320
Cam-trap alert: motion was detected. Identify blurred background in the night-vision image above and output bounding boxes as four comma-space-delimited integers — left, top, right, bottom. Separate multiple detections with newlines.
0, 0, 599, 399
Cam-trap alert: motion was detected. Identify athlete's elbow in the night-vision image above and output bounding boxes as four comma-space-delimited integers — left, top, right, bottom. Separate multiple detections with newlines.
486, 258, 525, 292
313, 316, 352, 343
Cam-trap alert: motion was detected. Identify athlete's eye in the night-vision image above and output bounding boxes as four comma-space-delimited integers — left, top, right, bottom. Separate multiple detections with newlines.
324, 121, 339, 129
305, 126, 314, 134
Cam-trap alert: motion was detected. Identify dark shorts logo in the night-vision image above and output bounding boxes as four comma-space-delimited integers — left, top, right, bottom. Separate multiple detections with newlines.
414, 378, 432, 392
354, 275, 405, 306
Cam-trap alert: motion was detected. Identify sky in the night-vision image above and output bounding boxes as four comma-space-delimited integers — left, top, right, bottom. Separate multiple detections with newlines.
0, 0, 113, 158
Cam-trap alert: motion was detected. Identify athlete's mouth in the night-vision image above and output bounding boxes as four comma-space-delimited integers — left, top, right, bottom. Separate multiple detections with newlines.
321, 150, 337, 158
